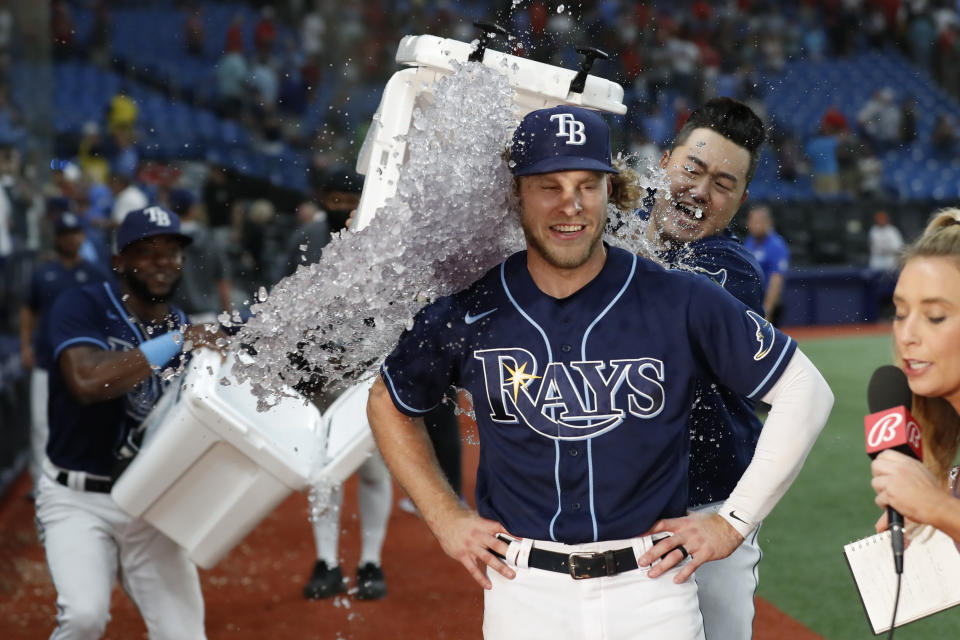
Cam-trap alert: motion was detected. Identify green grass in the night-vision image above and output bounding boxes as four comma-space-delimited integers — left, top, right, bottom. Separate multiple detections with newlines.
758, 334, 960, 638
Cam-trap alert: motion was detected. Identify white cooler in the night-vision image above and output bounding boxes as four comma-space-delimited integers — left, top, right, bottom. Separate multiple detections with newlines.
111, 349, 323, 569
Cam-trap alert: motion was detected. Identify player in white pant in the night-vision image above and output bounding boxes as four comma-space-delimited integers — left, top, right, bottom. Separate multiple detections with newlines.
19, 213, 109, 488
303, 382, 393, 600
305, 452, 393, 599
368, 106, 833, 639
40, 208, 223, 639
35, 472, 204, 640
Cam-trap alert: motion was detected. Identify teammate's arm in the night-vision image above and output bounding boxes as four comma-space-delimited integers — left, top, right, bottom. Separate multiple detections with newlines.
18, 304, 35, 370
59, 344, 155, 403
367, 375, 514, 589
764, 240, 789, 321
641, 349, 833, 582
59, 324, 226, 403
764, 272, 784, 321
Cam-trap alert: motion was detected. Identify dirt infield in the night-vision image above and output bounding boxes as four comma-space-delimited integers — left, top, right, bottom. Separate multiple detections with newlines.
0, 440, 823, 639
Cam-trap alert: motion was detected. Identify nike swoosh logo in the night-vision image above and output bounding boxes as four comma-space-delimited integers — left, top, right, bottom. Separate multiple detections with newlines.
729, 510, 749, 525
465, 308, 498, 325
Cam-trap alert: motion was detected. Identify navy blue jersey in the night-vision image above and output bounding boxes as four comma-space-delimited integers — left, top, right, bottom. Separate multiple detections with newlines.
382, 245, 796, 543
27, 259, 109, 369
46, 280, 189, 476
661, 230, 768, 506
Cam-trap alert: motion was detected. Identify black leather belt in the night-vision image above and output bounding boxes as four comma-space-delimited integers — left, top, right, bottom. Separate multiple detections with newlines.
55, 471, 113, 493
493, 542, 639, 580
529, 546, 639, 579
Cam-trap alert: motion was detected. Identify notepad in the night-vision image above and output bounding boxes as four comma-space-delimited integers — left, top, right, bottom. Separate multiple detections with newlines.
843, 528, 960, 634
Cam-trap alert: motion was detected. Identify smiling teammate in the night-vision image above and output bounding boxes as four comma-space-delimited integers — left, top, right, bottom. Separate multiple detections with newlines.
35, 206, 223, 639
644, 97, 774, 638
367, 105, 833, 639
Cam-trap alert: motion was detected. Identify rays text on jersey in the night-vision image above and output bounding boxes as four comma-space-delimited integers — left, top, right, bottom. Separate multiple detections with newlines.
474, 348, 666, 440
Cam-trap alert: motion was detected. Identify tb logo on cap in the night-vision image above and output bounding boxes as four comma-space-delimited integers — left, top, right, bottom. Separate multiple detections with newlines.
550, 113, 586, 146
144, 206, 172, 227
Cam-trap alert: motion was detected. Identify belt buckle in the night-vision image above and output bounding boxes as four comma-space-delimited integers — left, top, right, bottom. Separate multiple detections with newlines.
568, 551, 602, 580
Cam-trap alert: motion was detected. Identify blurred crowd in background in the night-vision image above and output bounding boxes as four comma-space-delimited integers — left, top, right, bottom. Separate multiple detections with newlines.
1, 0, 960, 329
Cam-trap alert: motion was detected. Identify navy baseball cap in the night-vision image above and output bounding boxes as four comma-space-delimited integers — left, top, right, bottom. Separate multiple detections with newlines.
510, 105, 619, 177
168, 188, 195, 216
54, 212, 84, 234
115, 206, 192, 254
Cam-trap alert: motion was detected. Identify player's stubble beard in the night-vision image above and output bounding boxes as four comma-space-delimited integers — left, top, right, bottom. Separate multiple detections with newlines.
520, 203, 608, 270
121, 268, 182, 304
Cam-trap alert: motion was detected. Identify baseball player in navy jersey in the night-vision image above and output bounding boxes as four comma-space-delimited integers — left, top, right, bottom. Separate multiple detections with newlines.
19, 212, 109, 488
366, 105, 834, 639
35, 206, 223, 639
643, 97, 774, 639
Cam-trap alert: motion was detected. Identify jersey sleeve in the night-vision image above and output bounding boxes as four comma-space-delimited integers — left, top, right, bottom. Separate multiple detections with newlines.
380, 297, 461, 417
685, 239, 765, 315
49, 286, 110, 361
686, 275, 796, 401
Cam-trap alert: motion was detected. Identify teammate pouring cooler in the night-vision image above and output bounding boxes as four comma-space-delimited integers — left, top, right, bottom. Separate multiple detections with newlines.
35, 206, 224, 639
366, 105, 835, 639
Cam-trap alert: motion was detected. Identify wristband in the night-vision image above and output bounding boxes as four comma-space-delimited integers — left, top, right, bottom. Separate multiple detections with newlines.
140, 331, 183, 368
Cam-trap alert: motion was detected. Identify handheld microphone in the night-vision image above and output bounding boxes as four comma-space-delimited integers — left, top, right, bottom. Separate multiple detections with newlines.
865, 365, 923, 574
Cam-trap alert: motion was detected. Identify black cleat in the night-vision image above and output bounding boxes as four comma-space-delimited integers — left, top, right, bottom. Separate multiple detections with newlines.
303, 560, 346, 599
355, 562, 387, 600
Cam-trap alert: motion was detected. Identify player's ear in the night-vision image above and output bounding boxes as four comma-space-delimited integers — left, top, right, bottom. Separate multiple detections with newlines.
659, 149, 671, 169
739, 188, 749, 208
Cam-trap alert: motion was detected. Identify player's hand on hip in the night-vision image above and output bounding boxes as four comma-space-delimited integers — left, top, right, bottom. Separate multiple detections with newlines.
430, 505, 516, 589
638, 512, 744, 583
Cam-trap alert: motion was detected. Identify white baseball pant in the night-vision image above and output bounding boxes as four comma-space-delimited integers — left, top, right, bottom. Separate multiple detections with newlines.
483, 534, 704, 640
34, 474, 205, 640
690, 501, 762, 640
28, 367, 49, 483
311, 452, 393, 566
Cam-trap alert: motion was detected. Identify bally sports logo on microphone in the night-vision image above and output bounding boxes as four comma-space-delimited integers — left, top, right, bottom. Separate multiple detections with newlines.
864, 407, 923, 459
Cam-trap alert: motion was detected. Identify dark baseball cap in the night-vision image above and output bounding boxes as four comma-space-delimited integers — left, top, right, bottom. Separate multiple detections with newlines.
510, 105, 619, 177
168, 188, 196, 216
54, 212, 84, 234
115, 206, 192, 254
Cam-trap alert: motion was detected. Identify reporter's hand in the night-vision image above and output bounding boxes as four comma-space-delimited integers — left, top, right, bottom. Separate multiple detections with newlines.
427, 502, 515, 589
638, 512, 744, 583
871, 450, 944, 526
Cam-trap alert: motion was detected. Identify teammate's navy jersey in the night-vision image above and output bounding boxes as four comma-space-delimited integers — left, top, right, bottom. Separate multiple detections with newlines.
661, 230, 769, 505
382, 245, 796, 543
46, 280, 188, 476
27, 259, 109, 369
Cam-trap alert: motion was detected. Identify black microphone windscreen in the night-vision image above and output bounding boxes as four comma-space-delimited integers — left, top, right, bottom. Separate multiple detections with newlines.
867, 365, 912, 413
